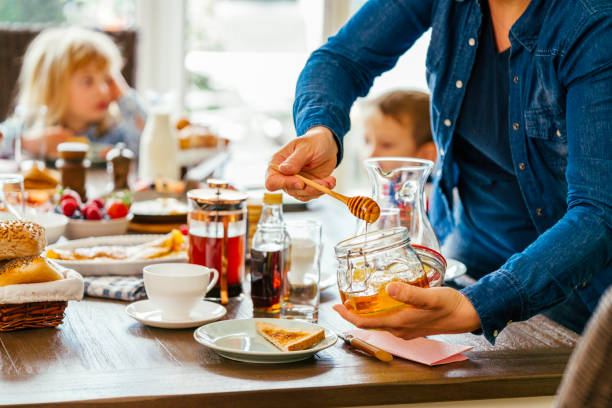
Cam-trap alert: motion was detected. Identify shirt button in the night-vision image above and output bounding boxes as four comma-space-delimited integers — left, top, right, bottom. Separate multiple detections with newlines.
582, 282, 587, 288
519, 162, 526, 170
444, 119, 452, 127
556, 129, 562, 137
440, 147, 445, 157
513, 76, 519, 83
493, 330, 499, 337
536, 208, 543, 216
506, 320, 513, 326
513, 123, 520, 131
455, 80, 463, 88
468, 38, 476, 46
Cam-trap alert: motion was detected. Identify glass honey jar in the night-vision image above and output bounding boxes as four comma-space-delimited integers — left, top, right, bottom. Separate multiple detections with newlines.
334, 227, 429, 314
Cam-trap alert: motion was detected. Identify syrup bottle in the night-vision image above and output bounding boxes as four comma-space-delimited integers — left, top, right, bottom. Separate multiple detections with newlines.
249, 192, 291, 314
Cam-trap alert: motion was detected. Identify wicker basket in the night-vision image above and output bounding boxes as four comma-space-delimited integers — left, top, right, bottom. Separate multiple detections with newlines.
0, 301, 67, 332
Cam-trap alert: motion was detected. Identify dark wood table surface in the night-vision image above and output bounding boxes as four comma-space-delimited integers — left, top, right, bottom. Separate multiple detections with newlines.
0, 195, 579, 407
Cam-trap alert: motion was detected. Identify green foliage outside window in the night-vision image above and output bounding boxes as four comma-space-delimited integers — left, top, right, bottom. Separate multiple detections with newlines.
0, 0, 65, 24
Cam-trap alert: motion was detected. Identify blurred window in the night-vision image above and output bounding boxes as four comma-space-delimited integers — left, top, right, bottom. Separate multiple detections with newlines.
0, 0, 136, 29
184, 0, 320, 120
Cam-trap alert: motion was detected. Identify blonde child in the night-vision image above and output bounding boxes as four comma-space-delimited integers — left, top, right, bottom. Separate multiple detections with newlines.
0, 27, 146, 159
364, 90, 436, 162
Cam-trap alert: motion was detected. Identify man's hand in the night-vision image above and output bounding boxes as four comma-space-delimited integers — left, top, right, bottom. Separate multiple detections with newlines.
265, 126, 338, 201
333, 283, 481, 339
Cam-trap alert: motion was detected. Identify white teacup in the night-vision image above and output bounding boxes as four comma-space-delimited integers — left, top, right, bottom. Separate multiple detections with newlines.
143, 263, 218, 321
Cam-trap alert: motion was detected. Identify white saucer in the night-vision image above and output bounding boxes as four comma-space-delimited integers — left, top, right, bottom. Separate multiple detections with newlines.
126, 299, 226, 329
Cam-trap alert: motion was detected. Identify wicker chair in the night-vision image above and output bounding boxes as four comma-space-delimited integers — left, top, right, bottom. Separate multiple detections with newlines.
554, 285, 612, 407
0, 24, 137, 119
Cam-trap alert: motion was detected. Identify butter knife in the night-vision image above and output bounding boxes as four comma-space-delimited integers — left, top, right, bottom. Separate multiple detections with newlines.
338, 332, 393, 362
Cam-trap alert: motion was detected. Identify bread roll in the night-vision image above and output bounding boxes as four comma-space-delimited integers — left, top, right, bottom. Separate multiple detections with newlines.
0, 220, 47, 260
0, 256, 63, 287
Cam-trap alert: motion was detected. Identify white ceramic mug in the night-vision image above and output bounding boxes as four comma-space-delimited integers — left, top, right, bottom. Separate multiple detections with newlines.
143, 263, 218, 321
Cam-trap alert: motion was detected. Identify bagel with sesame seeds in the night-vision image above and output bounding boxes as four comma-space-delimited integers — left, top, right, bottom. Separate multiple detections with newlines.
0, 220, 47, 260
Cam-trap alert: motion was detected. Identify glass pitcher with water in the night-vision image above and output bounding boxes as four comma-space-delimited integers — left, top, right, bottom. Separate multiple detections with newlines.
358, 158, 440, 252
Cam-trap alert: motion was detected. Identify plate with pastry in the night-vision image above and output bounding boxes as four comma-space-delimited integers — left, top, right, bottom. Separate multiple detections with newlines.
45, 230, 188, 276
193, 318, 337, 363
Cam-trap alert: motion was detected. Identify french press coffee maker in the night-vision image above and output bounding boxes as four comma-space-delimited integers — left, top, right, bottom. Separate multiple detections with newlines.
187, 180, 247, 304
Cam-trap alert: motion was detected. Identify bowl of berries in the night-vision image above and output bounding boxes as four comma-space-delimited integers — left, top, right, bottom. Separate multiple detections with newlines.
57, 189, 133, 240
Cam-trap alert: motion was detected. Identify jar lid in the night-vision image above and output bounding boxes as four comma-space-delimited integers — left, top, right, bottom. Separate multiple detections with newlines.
106, 142, 134, 162
57, 142, 89, 152
334, 227, 414, 258
187, 188, 247, 206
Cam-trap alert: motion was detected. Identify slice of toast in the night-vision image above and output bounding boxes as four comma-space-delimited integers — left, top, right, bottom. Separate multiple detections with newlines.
255, 321, 325, 352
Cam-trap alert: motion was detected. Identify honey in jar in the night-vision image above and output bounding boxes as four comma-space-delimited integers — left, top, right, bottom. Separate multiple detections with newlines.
334, 227, 430, 314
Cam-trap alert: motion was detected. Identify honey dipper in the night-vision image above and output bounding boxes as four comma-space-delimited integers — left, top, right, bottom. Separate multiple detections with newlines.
269, 164, 380, 223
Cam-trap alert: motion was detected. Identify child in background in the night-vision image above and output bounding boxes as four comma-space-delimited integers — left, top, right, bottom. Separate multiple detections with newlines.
364, 90, 436, 162
362, 90, 437, 225
0, 27, 146, 159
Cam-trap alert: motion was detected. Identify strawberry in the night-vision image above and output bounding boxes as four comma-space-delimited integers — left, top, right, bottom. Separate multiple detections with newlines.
61, 199, 78, 217
86, 198, 105, 209
59, 188, 82, 206
84, 205, 103, 220
179, 224, 188, 236
106, 200, 129, 219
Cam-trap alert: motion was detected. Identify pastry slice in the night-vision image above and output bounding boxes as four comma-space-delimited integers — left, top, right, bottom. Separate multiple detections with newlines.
0, 256, 64, 287
255, 321, 325, 352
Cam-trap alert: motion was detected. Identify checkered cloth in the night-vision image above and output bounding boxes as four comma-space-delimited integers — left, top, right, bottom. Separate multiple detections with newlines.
83, 276, 146, 301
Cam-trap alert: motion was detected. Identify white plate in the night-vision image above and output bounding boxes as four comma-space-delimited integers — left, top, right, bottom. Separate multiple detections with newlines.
46, 234, 187, 276
126, 299, 226, 329
445, 258, 468, 281
194, 318, 337, 364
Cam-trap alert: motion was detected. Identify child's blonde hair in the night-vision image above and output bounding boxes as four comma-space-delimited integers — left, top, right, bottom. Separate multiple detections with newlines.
15, 27, 123, 133
370, 90, 432, 147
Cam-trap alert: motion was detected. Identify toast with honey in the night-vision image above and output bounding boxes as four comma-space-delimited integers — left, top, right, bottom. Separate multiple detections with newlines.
255, 321, 325, 352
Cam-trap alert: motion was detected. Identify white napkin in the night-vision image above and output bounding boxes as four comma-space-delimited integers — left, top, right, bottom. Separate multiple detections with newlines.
0, 261, 84, 304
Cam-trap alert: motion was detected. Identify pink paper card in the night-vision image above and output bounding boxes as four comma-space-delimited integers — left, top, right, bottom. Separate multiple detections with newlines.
346, 329, 473, 366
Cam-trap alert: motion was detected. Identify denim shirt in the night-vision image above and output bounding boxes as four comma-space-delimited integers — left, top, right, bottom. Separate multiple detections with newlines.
293, 0, 612, 343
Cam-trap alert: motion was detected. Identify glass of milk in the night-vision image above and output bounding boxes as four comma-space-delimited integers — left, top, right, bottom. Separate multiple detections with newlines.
280, 220, 322, 322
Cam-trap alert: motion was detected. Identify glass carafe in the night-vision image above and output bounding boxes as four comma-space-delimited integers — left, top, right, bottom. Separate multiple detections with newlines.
187, 180, 247, 304
358, 158, 440, 252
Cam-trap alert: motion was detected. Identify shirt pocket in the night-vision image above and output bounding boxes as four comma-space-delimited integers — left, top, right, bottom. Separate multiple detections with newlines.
524, 107, 567, 143
524, 108, 569, 176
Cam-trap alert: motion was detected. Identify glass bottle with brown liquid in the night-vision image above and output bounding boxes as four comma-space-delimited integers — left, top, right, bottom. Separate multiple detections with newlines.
250, 192, 291, 314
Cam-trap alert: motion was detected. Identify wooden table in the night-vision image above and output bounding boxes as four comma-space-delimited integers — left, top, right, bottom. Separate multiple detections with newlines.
0, 197, 579, 407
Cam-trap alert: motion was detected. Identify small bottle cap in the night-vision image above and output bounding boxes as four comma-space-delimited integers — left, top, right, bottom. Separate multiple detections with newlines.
263, 192, 282, 205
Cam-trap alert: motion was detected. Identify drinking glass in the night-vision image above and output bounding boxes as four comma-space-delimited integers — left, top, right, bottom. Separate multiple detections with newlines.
280, 220, 322, 322
0, 173, 25, 218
